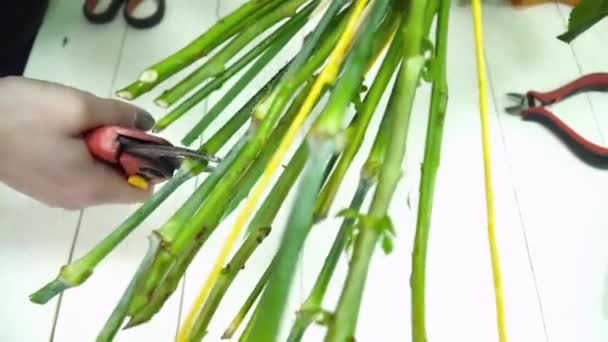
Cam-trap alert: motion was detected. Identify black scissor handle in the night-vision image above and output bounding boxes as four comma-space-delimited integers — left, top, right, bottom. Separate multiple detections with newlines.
83, 0, 123, 24
124, 0, 165, 29
83, 0, 165, 29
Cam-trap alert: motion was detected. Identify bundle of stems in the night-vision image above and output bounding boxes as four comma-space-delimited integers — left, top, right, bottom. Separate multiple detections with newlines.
29, 0, 461, 341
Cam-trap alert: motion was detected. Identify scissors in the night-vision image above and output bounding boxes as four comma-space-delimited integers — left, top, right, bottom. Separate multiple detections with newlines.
83, 0, 165, 29
84, 126, 221, 189
505, 72, 608, 168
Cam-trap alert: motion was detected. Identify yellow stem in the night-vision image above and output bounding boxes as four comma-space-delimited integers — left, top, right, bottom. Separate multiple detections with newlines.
175, 1, 370, 341
470, 1, 507, 341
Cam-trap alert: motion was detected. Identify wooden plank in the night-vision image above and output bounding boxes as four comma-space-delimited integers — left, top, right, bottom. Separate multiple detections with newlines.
301, 3, 546, 341
556, 4, 608, 137
22, 1, 126, 95
483, 3, 608, 342
50, 1, 220, 341
0, 1, 127, 341
554, 3, 608, 341
176, 0, 311, 340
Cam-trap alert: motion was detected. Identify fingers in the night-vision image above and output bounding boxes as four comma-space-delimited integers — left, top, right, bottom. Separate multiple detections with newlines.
0, 77, 155, 133
70, 93, 155, 133
38, 140, 154, 209
86, 159, 154, 205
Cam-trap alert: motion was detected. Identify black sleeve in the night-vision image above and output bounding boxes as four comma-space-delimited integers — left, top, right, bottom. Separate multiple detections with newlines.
0, 0, 50, 77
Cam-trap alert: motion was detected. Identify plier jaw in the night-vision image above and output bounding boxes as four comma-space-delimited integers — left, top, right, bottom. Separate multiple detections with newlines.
84, 126, 220, 189
504, 92, 538, 115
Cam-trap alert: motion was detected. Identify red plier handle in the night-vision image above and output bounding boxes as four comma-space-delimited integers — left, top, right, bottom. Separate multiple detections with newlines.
505, 72, 608, 168
84, 126, 219, 189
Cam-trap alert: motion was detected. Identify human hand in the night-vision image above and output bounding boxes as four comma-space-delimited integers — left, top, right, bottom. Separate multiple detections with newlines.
0, 76, 156, 210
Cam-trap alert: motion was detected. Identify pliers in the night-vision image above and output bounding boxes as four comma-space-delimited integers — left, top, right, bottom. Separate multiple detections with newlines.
84, 126, 220, 189
505, 72, 608, 168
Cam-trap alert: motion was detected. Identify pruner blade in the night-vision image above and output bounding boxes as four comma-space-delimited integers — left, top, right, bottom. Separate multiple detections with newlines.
120, 140, 222, 164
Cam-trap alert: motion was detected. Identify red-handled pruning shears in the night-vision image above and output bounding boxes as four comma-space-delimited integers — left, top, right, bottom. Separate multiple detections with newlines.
84, 126, 220, 189
505, 72, 608, 168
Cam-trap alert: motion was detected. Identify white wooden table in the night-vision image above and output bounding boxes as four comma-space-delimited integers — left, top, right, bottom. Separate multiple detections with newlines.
1, 1, 607, 341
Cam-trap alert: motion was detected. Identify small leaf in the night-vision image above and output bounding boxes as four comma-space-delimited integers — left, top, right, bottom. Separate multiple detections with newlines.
336, 208, 361, 220
557, 0, 608, 43
378, 214, 395, 236
381, 234, 394, 254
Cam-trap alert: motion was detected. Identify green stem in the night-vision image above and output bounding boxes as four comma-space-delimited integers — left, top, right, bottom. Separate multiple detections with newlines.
154, 0, 316, 107
153, 3, 311, 131
169, 0, 347, 257
222, 256, 274, 340
95, 234, 161, 341
161, 80, 310, 241
324, 0, 429, 338
243, 140, 336, 342
247, 143, 309, 234
221, 80, 319, 219
180, 5, 349, 146
125, 238, 200, 328
167, 135, 253, 242
28, 171, 190, 305
185, 60, 290, 150
233, 135, 337, 342
131, 76, 314, 326
157, 60, 297, 241
127, 69, 314, 324
29, 54, 267, 305
314, 12, 402, 220
248, 0, 350, 124
190, 140, 310, 340
120, 1, 348, 329
287, 46, 397, 340
411, 0, 449, 341
124, 133, 250, 323
115, 0, 283, 99
244, 1, 392, 339
179, 52, 288, 146
287, 178, 372, 342
189, 225, 272, 342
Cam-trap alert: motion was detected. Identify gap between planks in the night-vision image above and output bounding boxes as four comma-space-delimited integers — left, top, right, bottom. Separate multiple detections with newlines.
485, 49, 550, 342
554, 4, 607, 146
48, 20, 131, 342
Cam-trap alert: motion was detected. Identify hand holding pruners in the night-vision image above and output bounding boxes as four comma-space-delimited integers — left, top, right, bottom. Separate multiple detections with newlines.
84, 126, 220, 190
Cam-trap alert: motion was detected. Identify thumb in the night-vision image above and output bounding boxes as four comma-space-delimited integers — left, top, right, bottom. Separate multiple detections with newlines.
72, 94, 155, 133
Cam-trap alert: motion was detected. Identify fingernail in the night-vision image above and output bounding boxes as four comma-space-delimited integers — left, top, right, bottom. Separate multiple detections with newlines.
134, 109, 155, 130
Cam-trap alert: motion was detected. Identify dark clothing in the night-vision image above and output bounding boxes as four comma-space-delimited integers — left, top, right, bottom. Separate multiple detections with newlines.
0, 1, 50, 76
